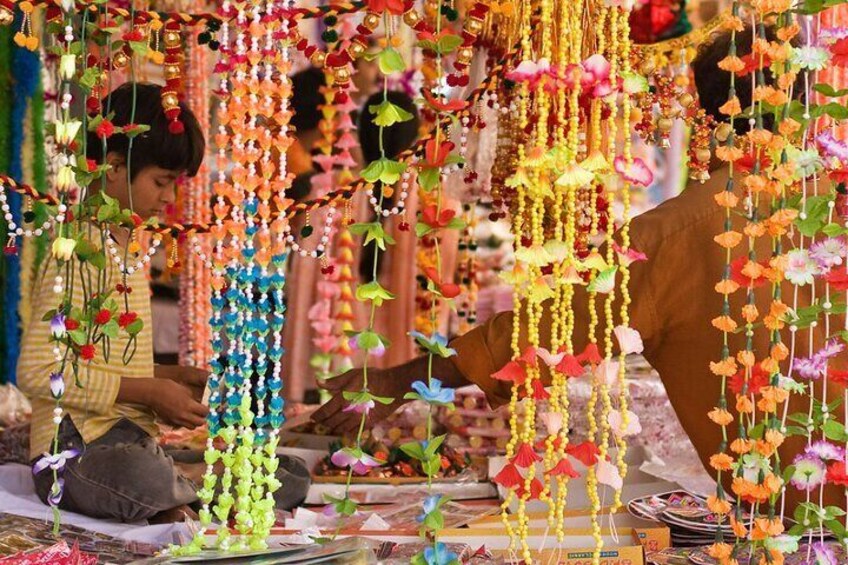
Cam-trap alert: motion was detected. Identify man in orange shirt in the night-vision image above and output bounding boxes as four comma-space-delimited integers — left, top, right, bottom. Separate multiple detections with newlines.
315, 28, 842, 512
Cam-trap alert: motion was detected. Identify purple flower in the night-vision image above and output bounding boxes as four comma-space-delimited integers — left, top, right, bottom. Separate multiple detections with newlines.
50, 313, 66, 339
32, 449, 79, 475
49, 372, 64, 399
805, 440, 845, 461
812, 541, 838, 565
790, 454, 827, 491
47, 478, 65, 506
342, 398, 375, 415
795, 355, 827, 380
810, 238, 848, 271
818, 130, 848, 161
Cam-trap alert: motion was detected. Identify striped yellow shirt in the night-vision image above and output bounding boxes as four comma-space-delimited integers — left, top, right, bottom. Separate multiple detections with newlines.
18, 251, 158, 460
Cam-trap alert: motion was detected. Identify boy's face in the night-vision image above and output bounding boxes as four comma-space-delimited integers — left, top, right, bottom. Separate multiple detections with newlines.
104, 152, 179, 221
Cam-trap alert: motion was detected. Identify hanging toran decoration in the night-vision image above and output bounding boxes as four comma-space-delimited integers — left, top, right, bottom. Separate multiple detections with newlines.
707, 2, 848, 564
181, 0, 294, 552
487, 0, 654, 560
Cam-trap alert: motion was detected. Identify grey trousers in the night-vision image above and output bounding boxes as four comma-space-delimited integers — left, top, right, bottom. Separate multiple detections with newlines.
33, 416, 311, 522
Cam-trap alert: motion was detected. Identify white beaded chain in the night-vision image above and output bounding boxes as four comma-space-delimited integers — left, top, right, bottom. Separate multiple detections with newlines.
104, 230, 163, 275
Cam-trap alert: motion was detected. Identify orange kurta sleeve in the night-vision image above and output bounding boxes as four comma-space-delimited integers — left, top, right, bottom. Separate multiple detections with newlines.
449, 228, 662, 408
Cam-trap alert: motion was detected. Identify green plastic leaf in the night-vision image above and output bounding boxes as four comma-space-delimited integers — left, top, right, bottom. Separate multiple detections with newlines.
437, 34, 463, 54
399, 441, 426, 461
126, 318, 144, 336
621, 71, 649, 94
411, 553, 428, 565
369, 100, 415, 127
355, 281, 395, 306
424, 510, 445, 531
422, 457, 441, 477
378, 48, 405, 75
822, 222, 848, 237
101, 320, 119, 339
823, 419, 848, 442
361, 158, 407, 185
356, 330, 382, 351
425, 434, 446, 457
129, 41, 149, 55
68, 329, 88, 345
418, 167, 441, 192
89, 250, 107, 271
446, 217, 466, 231
348, 221, 396, 251
764, 535, 801, 554
813, 84, 848, 98
78, 67, 101, 91
42, 309, 57, 323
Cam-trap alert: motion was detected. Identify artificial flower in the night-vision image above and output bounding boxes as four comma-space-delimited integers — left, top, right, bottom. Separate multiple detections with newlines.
750, 517, 784, 541
825, 269, 848, 290
810, 237, 847, 271
539, 411, 563, 435
596, 459, 623, 490
493, 463, 523, 488
535, 347, 565, 368
613, 156, 653, 187
55, 120, 82, 146
95, 119, 115, 140
580, 55, 613, 98
708, 408, 734, 426
492, 361, 526, 384
566, 441, 600, 466
417, 494, 442, 523
710, 453, 734, 471
706, 495, 732, 515
56, 165, 76, 192
593, 359, 619, 386
423, 267, 461, 299
367, 0, 405, 15
719, 96, 742, 116
790, 454, 827, 491
613, 325, 643, 355
512, 442, 542, 468
51, 237, 76, 261
785, 146, 823, 178
410, 379, 455, 405
33, 449, 79, 475
730, 256, 769, 288
818, 131, 848, 161
343, 398, 375, 415
830, 367, 848, 385
547, 458, 580, 478
827, 460, 848, 486
612, 243, 647, 266
118, 312, 138, 329
811, 542, 838, 565
506, 58, 551, 84
790, 45, 830, 71
59, 54, 76, 80
50, 313, 66, 339
784, 249, 820, 286
808, 441, 846, 461
420, 205, 458, 230
331, 448, 384, 475
80, 344, 96, 361
94, 309, 111, 325
50, 372, 64, 399
557, 354, 587, 377
608, 409, 641, 437
831, 37, 848, 66
47, 477, 65, 506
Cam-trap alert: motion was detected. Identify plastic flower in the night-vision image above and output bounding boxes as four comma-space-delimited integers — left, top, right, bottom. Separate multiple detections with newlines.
608, 409, 641, 438
790, 45, 830, 71
790, 454, 827, 491
812, 542, 838, 565
818, 131, 848, 161
49, 372, 64, 399
810, 237, 847, 271
613, 325, 643, 355
613, 156, 653, 187
795, 355, 827, 380
33, 449, 79, 475
423, 542, 458, 565
417, 494, 442, 522
784, 249, 820, 286
612, 243, 647, 266
539, 411, 563, 435
52, 237, 77, 261
330, 448, 383, 475
596, 459, 623, 489
50, 313, 66, 338
79, 344, 96, 361
580, 54, 613, 98
806, 441, 844, 461
506, 58, 550, 83
786, 146, 823, 178
410, 379, 455, 405
47, 477, 65, 506
56, 165, 76, 192
827, 461, 848, 486
54, 120, 82, 146
59, 54, 76, 80
343, 398, 375, 415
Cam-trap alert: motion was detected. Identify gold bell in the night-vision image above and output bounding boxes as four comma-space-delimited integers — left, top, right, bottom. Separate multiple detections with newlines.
456, 46, 473, 65
163, 30, 181, 47
164, 64, 181, 80
466, 17, 483, 35
678, 93, 694, 108
348, 40, 366, 59
113, 51, 130, 69
695, 148, 712, 163
162, 91, 179, 110
657, 117, 674, 134
332, 66, 351, 84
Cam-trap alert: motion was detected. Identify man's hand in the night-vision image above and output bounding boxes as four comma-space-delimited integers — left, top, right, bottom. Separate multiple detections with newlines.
155, 365, 209, 402
148, 379, 209, 429
312, 368, 409, 434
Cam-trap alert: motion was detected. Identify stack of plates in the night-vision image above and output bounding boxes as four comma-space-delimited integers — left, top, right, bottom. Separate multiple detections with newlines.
628, 491, 747, 547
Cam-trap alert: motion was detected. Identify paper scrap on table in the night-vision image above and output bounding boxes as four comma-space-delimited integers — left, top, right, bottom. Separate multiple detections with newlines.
285, 508, 320, 529
274, 526, 323, 545
360, 513, 391, 531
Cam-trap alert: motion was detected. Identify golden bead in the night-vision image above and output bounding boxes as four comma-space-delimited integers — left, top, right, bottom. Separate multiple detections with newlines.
466, 17, 483, 35
457, 46, 473, 64
695, 148, 712, 163
402, 9, 421, 27
715, 122, 733, 142
0, 7, 14, 26
112, 51, 130, 69
678, 93, 694, 108
657, 117, 674, 133
164, 30, 181, 47
674, 74, 690, 87
164, 64, 181, 80
363, 12, 381, 30
348, 40, 366, 59
333, 66, 351, 84
311, 51, 327, 68
639, 59, 655, 75
162, 92, 179, 110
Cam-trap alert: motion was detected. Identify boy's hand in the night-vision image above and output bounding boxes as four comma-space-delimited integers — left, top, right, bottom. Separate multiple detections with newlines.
312, 368, 410, 434
148, 379, 209, 429
155, 365, 208, 401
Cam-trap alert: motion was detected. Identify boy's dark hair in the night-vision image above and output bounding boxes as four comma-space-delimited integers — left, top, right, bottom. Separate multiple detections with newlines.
290, 67, 327, 135
86, 83, 205, 179
358, 91, 420, 164
692, 25, 802, 135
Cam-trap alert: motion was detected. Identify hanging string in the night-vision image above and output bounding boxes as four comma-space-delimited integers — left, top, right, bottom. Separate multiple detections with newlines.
0, 24, 12, 384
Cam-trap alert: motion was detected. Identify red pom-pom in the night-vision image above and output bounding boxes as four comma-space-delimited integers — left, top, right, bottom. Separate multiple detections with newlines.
169, 120, 185, 135
94, 309, 112, 325
333, 91, 350, 105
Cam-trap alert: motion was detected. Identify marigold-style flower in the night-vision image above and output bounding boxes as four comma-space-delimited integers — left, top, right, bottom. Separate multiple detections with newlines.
730, 515, 748, 538
716, 145, 744, 162
712, 316, 737, 332
779, 118, 802, 137
741, 304, 759, 324
707, 543, 733, 560
714, 231, 743, 249
710, 453, 734, 471
715, 279, 740, 295
750, 517, 784, 541
706, 494, 732, 515
708, 408, 734, 426
736, 394, 754, 413
714, 191, 739, 208
718, 56, 746, 72
710, 358, 738, 377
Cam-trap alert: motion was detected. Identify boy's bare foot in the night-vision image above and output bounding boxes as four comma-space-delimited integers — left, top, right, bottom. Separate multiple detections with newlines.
149, 504, 198, 524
